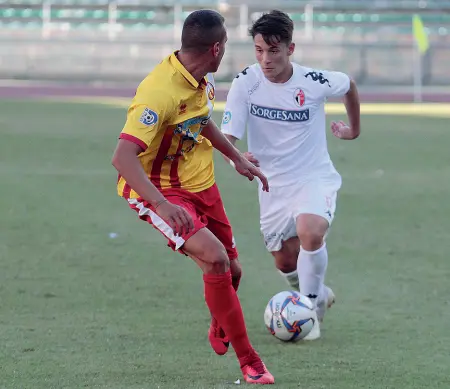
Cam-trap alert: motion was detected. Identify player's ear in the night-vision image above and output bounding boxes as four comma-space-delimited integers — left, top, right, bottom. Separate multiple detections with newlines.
288, 42, 295, 56
212, 41, 220, 57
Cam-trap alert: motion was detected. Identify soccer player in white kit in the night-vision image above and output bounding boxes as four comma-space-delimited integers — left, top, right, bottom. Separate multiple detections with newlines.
221, 10, 361, 340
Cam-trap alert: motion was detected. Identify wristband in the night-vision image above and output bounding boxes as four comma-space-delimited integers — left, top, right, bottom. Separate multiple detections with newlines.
154, 199, 168, 209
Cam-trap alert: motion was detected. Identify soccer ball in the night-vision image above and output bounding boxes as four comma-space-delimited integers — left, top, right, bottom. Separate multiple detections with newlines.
264, 291, 316, 341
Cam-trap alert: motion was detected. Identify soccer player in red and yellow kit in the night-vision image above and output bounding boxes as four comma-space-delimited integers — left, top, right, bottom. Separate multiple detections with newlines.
111, 10, 274, 385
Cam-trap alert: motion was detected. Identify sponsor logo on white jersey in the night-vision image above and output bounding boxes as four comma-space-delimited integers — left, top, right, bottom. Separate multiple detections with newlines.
250, 104, 310, 122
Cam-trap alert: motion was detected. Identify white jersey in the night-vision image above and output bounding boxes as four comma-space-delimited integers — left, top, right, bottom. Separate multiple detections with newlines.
221, 63, 350, 188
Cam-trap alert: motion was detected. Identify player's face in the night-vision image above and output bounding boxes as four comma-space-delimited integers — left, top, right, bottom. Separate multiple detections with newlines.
209, 27, 228, 73
254, 34, 295, 81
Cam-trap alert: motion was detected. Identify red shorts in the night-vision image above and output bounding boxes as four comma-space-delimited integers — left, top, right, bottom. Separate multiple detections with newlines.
127, 183, 238, 260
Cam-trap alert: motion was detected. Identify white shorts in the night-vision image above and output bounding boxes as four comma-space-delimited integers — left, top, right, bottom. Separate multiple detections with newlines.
258, 179, 341, 252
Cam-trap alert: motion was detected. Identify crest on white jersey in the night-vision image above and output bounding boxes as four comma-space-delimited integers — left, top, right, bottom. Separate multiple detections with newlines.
222, 110, 231, 124
293, 88, 306, 107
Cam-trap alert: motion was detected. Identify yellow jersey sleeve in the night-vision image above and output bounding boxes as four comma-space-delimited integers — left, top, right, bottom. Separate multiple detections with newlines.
120, 90, 175, 150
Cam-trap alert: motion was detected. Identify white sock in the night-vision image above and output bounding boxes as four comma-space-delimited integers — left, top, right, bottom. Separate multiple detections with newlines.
297, 243, 328, 308
278, 269, 300, 291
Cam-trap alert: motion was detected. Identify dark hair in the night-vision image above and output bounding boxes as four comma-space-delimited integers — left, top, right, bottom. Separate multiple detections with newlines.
181, 9, 225, 52
249, 10, 293, 46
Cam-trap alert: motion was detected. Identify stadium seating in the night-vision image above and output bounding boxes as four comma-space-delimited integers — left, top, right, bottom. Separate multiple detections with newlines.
1, 0, 449, 85
0, 0, 449, 36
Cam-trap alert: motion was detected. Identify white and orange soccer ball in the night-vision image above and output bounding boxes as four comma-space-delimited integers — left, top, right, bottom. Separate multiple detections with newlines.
264, 291, 316, 341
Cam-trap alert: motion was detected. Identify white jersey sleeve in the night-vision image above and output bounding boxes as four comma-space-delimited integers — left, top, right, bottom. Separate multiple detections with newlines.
303, 68, 350, 99
220, 74, 249, 140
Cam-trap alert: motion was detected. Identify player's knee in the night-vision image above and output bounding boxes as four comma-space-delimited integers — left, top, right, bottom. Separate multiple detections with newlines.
200, 243, 230, 274
207, 254, 230, 275
298, 230, 324, 251
297, 215, 328, 251
230, 259, 242, 280
272, 251, 296, 273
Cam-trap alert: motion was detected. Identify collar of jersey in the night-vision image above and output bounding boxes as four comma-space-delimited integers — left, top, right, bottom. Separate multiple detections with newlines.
170, 51, 203, 89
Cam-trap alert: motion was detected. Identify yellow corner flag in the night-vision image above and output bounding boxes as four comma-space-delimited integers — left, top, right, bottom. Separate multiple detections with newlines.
412, 14, 429, 54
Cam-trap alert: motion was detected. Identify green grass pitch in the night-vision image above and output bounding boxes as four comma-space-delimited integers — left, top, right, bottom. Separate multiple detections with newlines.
1, 100, 449, 388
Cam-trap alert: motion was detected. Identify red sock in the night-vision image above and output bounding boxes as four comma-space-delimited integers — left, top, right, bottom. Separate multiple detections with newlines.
210, 273, 240, 335
204, 271, 253, 359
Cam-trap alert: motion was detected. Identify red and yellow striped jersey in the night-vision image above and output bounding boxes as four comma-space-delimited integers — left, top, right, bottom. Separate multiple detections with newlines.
117, 51, 216, 198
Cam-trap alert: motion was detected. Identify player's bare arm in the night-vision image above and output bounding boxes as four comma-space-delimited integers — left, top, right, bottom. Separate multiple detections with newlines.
112, 139, 194, 235
331, 79, 361, 140
223, 134, 260, 167
203, 120, 268, 191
